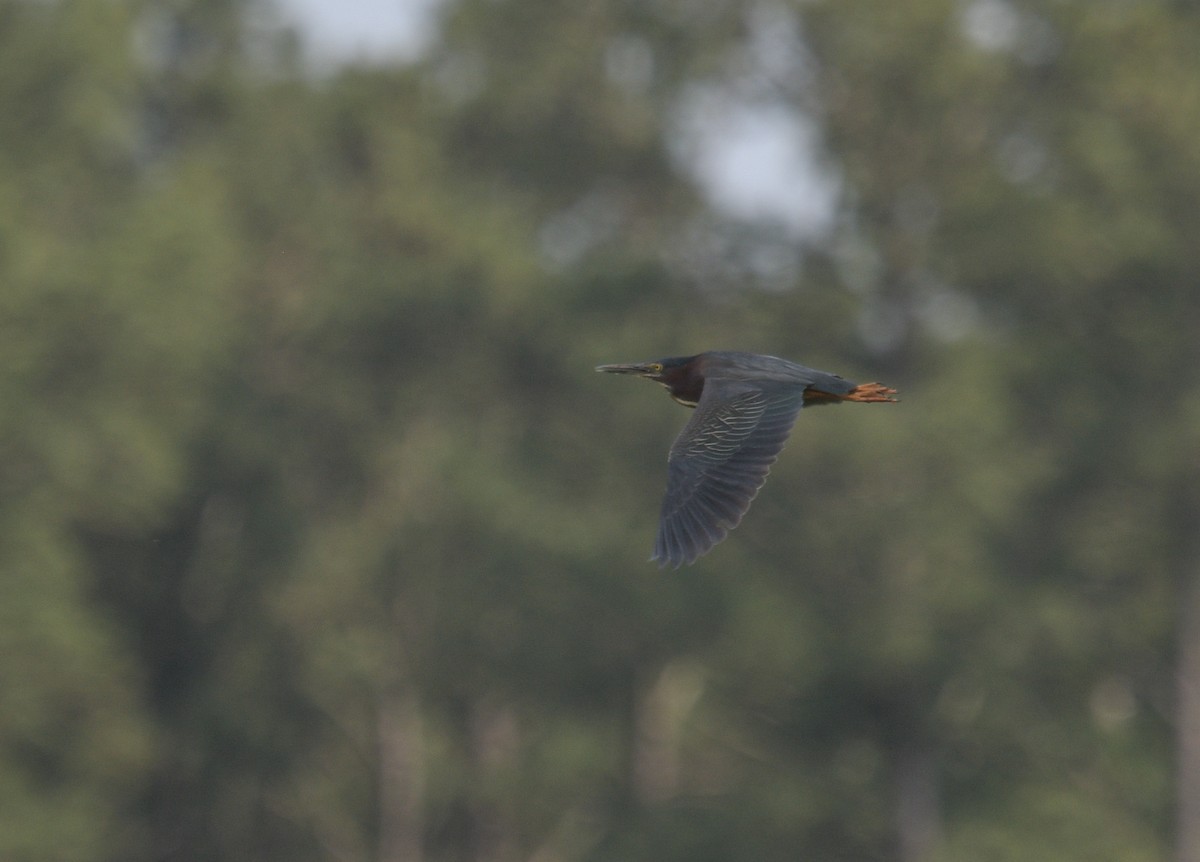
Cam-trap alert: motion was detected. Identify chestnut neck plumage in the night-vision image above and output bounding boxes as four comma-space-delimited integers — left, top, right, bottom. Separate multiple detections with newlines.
654, 356, 705, 408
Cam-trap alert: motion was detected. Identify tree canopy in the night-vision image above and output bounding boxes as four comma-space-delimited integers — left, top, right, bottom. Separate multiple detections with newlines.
3, 1, 1198, 860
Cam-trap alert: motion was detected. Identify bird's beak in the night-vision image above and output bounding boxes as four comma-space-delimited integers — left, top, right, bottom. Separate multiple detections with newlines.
595, 362, 654, 375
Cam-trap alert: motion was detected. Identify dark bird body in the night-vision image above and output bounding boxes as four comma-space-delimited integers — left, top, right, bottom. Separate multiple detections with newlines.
597, 351, 897, 567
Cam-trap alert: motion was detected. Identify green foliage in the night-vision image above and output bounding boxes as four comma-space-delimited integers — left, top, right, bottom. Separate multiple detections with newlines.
0, 0, 1196, 859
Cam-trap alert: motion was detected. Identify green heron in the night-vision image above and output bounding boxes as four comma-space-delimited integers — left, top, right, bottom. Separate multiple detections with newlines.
597, 351, 897, 567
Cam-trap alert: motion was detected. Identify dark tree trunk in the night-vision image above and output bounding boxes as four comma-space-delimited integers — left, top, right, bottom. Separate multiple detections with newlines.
378, 686, 425, 862
896, 742, 941, 862
1177, 567, 1200, 862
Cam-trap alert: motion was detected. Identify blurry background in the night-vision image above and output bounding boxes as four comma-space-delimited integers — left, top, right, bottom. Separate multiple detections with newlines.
2, 0, 1198, 860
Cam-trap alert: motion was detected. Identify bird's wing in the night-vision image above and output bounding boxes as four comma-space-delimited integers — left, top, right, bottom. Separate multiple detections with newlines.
654, 378, 805, 567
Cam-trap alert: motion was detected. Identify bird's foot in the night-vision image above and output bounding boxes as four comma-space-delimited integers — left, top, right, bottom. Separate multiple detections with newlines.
844, 382, 898, 402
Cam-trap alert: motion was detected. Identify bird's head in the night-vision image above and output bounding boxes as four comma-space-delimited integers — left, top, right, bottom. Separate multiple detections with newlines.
596, 355, 705, 407
594, 355, 696, 382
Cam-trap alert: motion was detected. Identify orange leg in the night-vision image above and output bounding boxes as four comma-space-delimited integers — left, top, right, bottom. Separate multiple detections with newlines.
843, 382, 899, 403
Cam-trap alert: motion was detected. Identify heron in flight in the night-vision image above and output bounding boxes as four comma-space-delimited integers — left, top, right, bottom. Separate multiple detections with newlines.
597, 351, 897, 567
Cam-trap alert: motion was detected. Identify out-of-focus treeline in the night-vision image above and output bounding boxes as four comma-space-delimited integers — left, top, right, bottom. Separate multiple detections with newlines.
3, 1, 1198, 860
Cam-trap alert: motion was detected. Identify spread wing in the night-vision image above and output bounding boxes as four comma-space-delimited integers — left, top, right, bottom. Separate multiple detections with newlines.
653, 378, 806, 567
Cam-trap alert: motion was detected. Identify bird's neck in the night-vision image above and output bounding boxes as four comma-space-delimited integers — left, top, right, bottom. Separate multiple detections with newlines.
658, 365, 704, 408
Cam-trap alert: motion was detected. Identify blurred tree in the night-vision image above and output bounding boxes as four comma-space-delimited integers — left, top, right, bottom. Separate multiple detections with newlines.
0, 1, 240, 859
4, 0, 1200, 861
786, 0, 1198, 858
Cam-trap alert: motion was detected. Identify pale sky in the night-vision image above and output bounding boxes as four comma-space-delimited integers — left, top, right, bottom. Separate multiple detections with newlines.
273, 0, 835, 239
274, 0, 443, 65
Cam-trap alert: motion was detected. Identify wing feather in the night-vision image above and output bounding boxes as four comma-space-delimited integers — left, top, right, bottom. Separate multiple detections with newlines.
653, 379, 806, 567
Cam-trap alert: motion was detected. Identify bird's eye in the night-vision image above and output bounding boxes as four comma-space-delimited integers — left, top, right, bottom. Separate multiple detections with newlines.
648, 363, 663, 373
